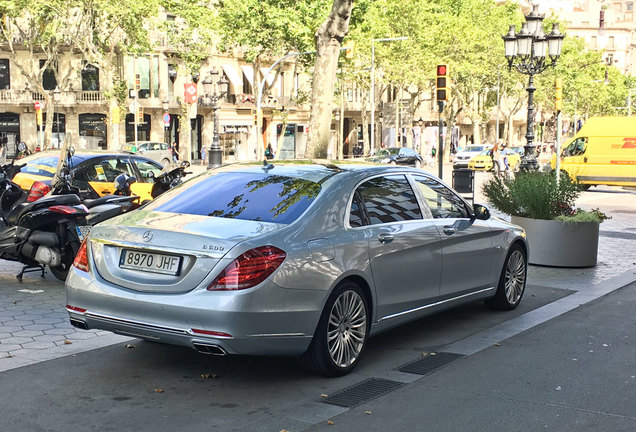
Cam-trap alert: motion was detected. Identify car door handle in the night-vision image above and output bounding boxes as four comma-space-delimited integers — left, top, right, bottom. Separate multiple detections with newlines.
443, 226, 456, 236
584, 156, 588, 163
377, 233, 394, 244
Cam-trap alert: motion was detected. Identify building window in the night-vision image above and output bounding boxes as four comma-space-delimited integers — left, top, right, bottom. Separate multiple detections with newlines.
79, 113, 107, 150
82, 63, 100, 91
126, 56, 159, 99
0, 59, 9, 90
40, 60, 57, 90
628, 2, 633, 12
608, 36, 615, 49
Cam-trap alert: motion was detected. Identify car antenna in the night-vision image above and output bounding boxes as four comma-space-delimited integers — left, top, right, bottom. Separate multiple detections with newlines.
262, 159, 274, 172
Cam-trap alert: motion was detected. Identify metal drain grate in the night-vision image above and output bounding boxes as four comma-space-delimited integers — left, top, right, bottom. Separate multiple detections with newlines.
322, 378, 404, 408
396, 352, 464, 375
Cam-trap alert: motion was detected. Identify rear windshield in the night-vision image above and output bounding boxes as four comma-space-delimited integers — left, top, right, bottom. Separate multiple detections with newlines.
147, 172, 321, 224
19, 156, 59, 177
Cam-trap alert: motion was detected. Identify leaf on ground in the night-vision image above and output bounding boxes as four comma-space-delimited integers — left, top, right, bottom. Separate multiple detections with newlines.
125, 344, 136, 349
63, 340, 72, 345
365, 411, 372, 415
494, 343, 501, 346
201, 373, 218, 379
321, 394, 328, 398
421, 353, 428, 357
154, 388, 164, 393
327, 420, 335, 425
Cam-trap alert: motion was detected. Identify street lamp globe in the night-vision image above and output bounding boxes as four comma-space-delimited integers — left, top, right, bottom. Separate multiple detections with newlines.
547, 23, 565, 59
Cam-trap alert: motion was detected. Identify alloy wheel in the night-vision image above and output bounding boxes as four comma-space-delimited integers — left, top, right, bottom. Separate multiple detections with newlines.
327, 290, 367, 368
504, 250, 526, 304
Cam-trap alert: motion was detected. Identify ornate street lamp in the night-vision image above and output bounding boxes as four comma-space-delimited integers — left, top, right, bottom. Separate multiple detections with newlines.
205, 67, 229, 168
503, 4, 564, 170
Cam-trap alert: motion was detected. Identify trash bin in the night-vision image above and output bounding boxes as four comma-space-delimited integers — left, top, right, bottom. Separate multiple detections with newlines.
452, 168, 475, 202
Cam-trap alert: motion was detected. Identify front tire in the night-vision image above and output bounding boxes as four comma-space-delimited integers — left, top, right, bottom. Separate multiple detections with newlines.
485, 244, 527, 310
300, 281, 369, 377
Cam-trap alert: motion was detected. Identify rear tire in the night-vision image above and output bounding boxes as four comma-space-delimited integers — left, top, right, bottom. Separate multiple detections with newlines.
485, 244, 527, 310
50, 243, 78, 282
299, 281, 369, 377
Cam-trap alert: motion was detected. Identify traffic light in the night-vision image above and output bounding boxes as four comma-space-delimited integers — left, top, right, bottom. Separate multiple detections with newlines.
135, 74, 141, 92
555, 78, 563, 112
436, 64, 449, 102
345, 42, 354, 59
136, 106, 143, 123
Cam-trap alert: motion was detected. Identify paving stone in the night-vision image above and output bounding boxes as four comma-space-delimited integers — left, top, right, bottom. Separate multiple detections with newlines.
22, 324, 55, 331
1, 320, 34, 327
65, 332, 99, 341
21, 341, 57, 350
12, 330, 44, 338
1, 337, 34, 345
0, 344, 21, 352
33, 334, 67, 343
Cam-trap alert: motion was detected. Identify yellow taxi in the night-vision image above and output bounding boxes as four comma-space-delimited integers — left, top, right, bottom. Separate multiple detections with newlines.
11, 150, 164, 202
468, 147, 523, 171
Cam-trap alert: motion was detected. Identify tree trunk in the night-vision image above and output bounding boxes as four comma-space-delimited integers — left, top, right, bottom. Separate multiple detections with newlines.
305, 0, 353, 159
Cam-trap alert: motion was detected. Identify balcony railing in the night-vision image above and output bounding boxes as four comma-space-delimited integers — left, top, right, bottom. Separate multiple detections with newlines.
78, 91, 105, 102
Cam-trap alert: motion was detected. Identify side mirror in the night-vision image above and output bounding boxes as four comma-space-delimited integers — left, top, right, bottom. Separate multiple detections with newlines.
68, 146, 75, 157
17, 142, 27, 152
473, 204, 491, 221
147, 171, 155, 179
180, 161, 190, 168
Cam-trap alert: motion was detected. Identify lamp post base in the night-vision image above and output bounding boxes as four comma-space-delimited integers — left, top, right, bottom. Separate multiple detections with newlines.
208, 147, 223, 169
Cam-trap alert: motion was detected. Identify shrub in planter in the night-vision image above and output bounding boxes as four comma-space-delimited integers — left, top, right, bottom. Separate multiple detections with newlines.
482, 171, 608, 267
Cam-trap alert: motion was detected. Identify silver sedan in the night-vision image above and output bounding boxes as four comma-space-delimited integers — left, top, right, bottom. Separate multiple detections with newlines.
65, 163, 528, 376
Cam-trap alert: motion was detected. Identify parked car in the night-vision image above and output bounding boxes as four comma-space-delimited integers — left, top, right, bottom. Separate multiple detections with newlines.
453, 145, 493, 169
65, 163, 528, 377
468, 147, 523, 171
11, 150, 164, 202
368, 147, 424, 168
122, 141, 173, 166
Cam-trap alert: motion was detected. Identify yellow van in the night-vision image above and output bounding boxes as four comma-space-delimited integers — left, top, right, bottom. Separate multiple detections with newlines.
553, 116, 636, 188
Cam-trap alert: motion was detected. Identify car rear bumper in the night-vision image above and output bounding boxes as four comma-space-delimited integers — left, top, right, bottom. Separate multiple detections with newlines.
65, 267, 323, 356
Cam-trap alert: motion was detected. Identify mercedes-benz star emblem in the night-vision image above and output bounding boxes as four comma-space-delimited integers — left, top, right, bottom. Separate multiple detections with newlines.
142, 231, 153, 242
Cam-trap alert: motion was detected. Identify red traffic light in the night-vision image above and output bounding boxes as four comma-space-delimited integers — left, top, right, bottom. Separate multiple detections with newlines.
437, 64, 448, 76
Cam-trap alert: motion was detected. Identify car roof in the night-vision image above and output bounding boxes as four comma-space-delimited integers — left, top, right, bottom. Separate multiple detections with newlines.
210, 161, 430, 185
20, 150, 143, 164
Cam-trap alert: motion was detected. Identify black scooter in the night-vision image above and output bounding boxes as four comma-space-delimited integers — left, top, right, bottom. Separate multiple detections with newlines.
0, 144, 88, 281
148, 161, 191, 200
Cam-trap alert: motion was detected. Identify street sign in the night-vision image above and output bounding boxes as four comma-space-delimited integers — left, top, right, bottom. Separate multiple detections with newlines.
184, 83, 198, 104
163, 113, 171, 127
34, 101, 44, 110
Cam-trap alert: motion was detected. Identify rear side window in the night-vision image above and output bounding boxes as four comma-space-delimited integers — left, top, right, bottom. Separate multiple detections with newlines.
148, 172, 321, 224
19, 156, 58, 177
353, 175, 422, 225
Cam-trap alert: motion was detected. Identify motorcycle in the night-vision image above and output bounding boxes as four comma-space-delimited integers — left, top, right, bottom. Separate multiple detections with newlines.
0, 144, 88, 281
148, 161, 191, 200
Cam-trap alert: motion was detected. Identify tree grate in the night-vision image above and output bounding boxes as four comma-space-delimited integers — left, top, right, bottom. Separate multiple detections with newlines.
395, 352, 464, 375
322, 378, 404, 408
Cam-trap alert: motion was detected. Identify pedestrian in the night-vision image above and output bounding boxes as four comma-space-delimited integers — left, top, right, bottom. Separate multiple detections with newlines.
171, 142, 178, 163
265, 143, 274, 159
492, 141, 504, 174
201, 145, 207, 165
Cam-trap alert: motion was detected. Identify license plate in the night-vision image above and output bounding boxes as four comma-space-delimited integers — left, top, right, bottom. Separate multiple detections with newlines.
119, 249, 182, 275
76, 225, 92, 242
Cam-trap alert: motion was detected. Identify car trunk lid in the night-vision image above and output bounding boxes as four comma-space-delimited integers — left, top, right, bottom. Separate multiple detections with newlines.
89, 210, 284, 293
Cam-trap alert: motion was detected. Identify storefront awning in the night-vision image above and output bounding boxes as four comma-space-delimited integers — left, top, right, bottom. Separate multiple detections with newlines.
221, 64, 242, 93
241, 65, 254, 88
260, 67, 280, 94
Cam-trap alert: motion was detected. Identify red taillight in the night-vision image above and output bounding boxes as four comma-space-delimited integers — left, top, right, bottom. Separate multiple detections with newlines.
191, 329, 232, 338
27, 181, 51, 202
207, 246, 286, 291
66, 305, 87, 313
72, 238, 89, 272
49, 204, 89, 215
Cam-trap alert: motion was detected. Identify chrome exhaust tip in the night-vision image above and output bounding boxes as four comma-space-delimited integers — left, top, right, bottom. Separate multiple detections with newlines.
193, 343, 227, 356
69, 318, 89, 330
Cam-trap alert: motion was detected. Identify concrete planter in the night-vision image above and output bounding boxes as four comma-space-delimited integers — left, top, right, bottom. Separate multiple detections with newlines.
511, 216, 599, 268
